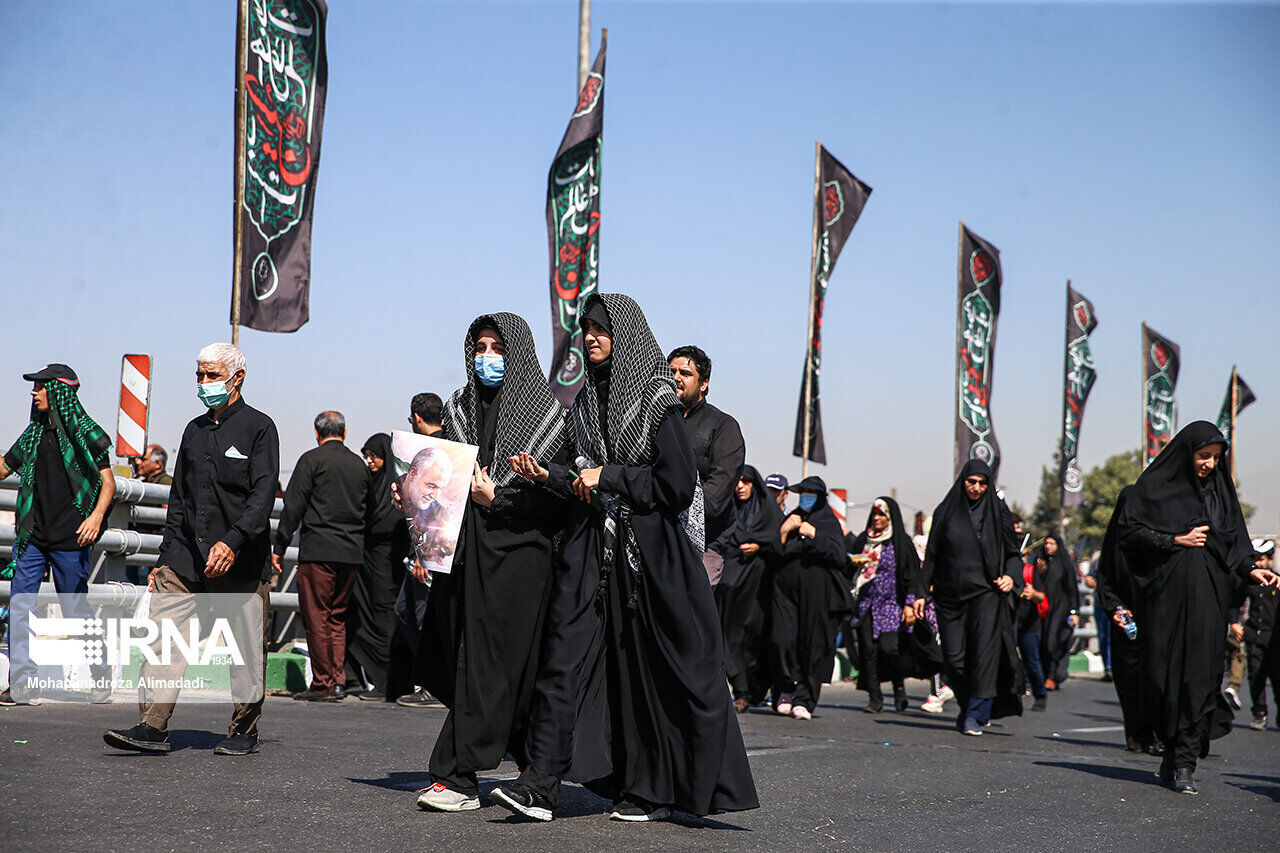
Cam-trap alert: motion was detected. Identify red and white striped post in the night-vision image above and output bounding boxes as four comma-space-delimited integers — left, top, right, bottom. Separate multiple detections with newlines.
116, 354, 152, 458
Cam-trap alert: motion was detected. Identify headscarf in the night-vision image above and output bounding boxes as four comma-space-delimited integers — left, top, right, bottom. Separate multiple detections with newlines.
787, 475, 845, 545
1117, 420, 1252, 573
361, 433, 400, 534
442, 313, 567, 489
1031, 534, 1074, 584
6, 380, 110, 569
930, 458, 1011, 576
571, 293, 683, 468
715, 464, 783, 552
850, 496, 921, 601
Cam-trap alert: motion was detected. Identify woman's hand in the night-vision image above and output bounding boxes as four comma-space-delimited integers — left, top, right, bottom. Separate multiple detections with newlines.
912, 599, 927, 621
411, 558, 429, 583
994, 574, 1014, 593
1250, 567, 1280, 589
573, 467, 602, 502
902, 605, 917, 627
739, 542, 760, 556
1174, 525, 1209, 548
471, 462, 496, 507
779, 514, 802, 542
1067, 614, 1079, 628
797, 521, 817, 539
390, 481, 403, 511
509, 452, 549, 484
1112, 608, 1132, 627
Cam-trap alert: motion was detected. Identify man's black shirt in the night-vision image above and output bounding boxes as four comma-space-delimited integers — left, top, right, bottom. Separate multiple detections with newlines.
4, 422, 110, 551
682, 398, 746, 544
274, 439, 370, 565
159, 397, 280, 582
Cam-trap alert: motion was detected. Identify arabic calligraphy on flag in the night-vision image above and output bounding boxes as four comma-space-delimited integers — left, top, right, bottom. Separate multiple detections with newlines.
955, 226, 1003, 479
1060, 286, 1097, 508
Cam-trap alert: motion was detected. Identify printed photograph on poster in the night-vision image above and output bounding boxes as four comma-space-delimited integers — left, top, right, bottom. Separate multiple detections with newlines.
390, 429, 477, 575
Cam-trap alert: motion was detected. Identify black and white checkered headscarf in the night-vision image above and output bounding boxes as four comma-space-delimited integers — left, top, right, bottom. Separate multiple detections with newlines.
443, 312, 567, 489
572, 293, 705, 557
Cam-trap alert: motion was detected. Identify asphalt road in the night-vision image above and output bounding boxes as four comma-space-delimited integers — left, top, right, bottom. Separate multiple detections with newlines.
1, 676, 1277, 851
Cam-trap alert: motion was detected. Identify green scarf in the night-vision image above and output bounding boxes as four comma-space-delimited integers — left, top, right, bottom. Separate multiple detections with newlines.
5, 381, 111, 574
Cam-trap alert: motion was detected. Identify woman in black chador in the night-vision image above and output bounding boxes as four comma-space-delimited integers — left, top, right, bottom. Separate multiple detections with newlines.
414, 313, 570, 813
492, 293, 757, 823
1032, 533, 1080, 689
916, 459, 1025, 735
850, 497, 941, 713
770, 475, 853, 720
1114, 421, 1279, 794
711, 464, 784, 713
344, 433, 410, 698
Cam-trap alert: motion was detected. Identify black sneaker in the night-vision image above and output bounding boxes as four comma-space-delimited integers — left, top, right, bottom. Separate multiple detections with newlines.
863, 695, 883, 714
491, 782, 555, 822
1124, 736, 1144, 752
358, 689, 386, 702
1250, 713, 1268, 731
292, 689, 340, 703
893, 685, 909, 712
214, 732, 260, 755
609, 798, 671, 822
1032, 695, 1047, 712
1172, 768, 1197, 795
103, 723, 171, 753
396, 688, 443, 708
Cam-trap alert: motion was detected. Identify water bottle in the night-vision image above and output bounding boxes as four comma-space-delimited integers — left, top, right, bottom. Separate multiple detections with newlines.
1117, 610, 1137, 640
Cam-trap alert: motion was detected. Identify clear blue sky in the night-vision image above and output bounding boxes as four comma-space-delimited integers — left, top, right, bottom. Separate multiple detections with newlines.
2, 1, 1277, 533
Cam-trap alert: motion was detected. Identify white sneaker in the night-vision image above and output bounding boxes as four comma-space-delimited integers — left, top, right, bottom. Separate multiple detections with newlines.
416, 782, 480, 812
775, 692, 794, 716
791, 705, 812, 721
1224, 686, 1242, 711
921, 694, 945, 714
936, 685, 955, 704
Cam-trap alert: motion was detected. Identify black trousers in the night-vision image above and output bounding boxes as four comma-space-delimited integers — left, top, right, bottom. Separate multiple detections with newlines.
1246, 638, 1279, 716
429, 714, 479, 797
1167, 714, 1211, 772
936, 593, 1001, 711
857, 616, 903, 700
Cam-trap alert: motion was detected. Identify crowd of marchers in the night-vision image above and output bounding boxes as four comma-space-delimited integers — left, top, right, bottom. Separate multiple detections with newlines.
3, 291, 1279, 814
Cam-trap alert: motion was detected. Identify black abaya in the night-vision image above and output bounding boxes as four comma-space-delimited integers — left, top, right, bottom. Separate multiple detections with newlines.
1116, 421, 1257, 771
1034, 534, 1080, 685
920, 459, 1025, 723
425, 314, 570, 796
711, 465, 783, 704
771, 477, 852, 714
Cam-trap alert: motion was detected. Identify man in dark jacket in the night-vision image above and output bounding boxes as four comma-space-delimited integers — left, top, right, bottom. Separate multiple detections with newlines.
668, 345, 745, 585
1242, 539, 1278, 730
104, 343, 279, 755
272, 411, 371, 702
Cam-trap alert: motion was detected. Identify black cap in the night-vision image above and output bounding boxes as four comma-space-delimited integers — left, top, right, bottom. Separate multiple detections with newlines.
788, 475, 827, 494
23, 364, 80, 388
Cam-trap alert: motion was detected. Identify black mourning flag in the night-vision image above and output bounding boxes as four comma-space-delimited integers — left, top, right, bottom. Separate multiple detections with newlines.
232, 0, 329, 333
1141, 323, 1181, 466
547, 35, 606, 407
1215, 369, 1256, 448
1060, 284, 1098, 508
792, 146, 872, 464
954, 225, 1003, 479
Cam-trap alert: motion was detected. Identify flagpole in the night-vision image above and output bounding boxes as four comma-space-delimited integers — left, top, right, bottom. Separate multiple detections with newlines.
1059, 279, 1070, 534
577, 0, 591, 91
230, 0, 248, 348
1230, 364, 1239, 484
801, 141, 821, 478
1140, 324, 1148, 468
953, 222, 965, 478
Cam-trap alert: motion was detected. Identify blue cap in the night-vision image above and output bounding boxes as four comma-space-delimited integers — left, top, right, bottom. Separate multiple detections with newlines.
765, 473, 788, 491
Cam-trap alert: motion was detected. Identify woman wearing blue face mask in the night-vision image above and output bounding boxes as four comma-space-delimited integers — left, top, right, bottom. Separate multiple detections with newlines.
769, 475, 854, 720
414, 314, 572, 815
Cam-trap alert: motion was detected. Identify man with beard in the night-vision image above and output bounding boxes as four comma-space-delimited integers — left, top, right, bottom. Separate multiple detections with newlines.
668, 345, 745, 586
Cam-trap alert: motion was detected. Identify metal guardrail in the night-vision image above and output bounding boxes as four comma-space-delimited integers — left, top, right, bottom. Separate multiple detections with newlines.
0, 580, 300, 612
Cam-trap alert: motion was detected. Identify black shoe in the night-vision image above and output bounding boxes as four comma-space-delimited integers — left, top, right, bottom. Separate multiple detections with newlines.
1032, 695, 1047, 712
334, 685, 357, 700
864, 695, 883, 714
1172, 768, 1197, 794
893, 685, 909, 712
1101, 670, 1114, 683
1148, 741, 1166, 757
1124, 737, 1144, 752
609, 798, 671, 822
491, 782, 555, 822
103, 723, 171, 753
395, 688, 443, 708
358, 689, 386, 702
292, 689, 340, 703
214, 732, 259, 755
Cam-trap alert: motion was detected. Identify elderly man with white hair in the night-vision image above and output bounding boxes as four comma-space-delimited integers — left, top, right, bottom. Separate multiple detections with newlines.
104, 342, 279, 756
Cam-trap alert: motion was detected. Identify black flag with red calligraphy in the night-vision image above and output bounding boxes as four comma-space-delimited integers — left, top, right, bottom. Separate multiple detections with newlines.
547, 35, 606, 407
1060, 284, 1097, 509
792, 146, 872, 464
1141, 323, 1180, 466
954, 225, 1003, 479
1215, 370, 1256, 448
233, 0, 328, 333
